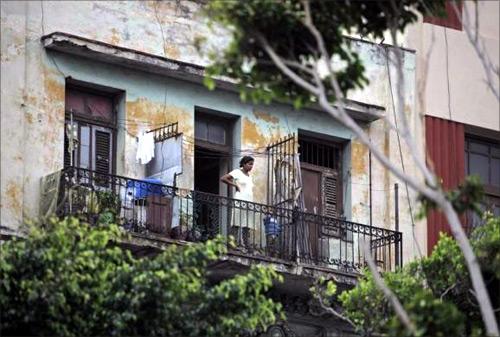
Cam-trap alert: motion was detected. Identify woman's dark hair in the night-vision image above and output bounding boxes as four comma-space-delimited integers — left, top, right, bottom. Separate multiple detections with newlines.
239, 156, 254, 167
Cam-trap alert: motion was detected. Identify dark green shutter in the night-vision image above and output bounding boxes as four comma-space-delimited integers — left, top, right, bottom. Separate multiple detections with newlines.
94, 130, 111, 175
322, 171, 338, 218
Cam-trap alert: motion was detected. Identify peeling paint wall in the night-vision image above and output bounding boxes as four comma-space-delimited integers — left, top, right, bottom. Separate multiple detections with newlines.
1, 1, 424, 263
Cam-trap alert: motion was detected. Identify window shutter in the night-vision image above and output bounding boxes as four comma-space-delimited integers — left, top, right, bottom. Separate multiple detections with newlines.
64, 132, 71, 167
322, 170, 339, 218
94, 129, 112, 175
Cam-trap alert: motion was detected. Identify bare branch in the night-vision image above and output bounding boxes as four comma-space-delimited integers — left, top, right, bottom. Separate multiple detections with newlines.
310, 285, 357, 328
416, 28, 436, 122
388, 4, 499, 334
452, 2, 499, 101
300, 0, 439, 201
386, 30, 437, 189
255, 33, 320, 96
263, 1, 500, 335
440, 197, 499, 336
256, 58, 316, 76
440, 283, 456, 300
363, 241, 417, 335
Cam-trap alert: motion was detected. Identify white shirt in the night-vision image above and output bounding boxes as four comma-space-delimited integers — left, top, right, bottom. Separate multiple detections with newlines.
229, 168, 254, 202
136, 131, 155, 165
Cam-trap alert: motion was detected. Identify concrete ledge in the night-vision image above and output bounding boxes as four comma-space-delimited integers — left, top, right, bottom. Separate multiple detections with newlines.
41, 31, 385, 122
124, 232, 359, 288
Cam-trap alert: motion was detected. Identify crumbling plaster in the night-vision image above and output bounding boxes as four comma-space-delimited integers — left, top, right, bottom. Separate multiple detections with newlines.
1, 0, 425, 262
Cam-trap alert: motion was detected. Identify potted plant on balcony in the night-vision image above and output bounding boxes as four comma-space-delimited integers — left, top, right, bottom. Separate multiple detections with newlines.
171, 211, 194, 240
95, 190, 122, 226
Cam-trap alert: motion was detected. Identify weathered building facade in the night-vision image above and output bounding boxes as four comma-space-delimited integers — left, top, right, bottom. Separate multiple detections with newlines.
402, 1, 500, 252
1, 1, 432, 336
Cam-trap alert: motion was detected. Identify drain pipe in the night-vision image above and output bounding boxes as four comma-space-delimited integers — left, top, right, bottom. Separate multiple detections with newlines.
395, 183, 399, 233
369, 149, 372, 227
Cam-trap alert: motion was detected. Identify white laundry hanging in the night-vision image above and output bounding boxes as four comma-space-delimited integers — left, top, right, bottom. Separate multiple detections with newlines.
146, 135, 183, 185
136, 131, 155, 165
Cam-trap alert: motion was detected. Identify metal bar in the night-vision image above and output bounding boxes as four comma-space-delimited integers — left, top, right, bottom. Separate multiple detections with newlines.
369, 150, 372, 227
54, 166, 403, 271
395, 183, 399, 233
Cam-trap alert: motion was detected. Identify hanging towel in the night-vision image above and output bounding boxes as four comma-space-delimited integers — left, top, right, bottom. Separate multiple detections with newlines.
146, 135, 183, 185
136, 131, 155, 164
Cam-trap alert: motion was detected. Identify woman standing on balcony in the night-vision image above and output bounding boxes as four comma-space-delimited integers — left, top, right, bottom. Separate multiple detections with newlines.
221, 156, 255, 249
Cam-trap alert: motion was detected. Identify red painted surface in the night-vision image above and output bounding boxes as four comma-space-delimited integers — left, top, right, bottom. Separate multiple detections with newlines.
425, 116, 465, 254
424, 1, 463, 31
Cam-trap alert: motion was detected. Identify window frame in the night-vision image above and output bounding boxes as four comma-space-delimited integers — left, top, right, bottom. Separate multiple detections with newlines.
64, 86, 117, 175
464, 134, 500, 231
298, 135, 344, 218
465, 136, 500, 196
194, 111, 233, 153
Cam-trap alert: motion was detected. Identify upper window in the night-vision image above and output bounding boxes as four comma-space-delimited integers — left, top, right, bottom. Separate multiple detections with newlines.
65, 88, 114, 124
194, 110, 234, 154
424, 1, 463, 31
299, 136, 343, 219
195, 117, 228, 145
465, 137, 500, 189
298, 138, 341, 171
465, 136, 500, 229
64, 87, 116, 176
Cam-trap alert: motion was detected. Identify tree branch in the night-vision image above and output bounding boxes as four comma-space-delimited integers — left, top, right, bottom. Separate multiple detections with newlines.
270, 1, 500, 335
300, 0, 439, 201
440, 282, 456, 300
256, 58, 316, 77
440, 196, 499, 336
363, 241, 417, 335
388, 3, 499, 334
310, 285, 357, 328
255, 33, 320, 96
452, 2, 499, 101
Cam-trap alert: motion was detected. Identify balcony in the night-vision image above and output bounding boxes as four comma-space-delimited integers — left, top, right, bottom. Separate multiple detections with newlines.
43, 167, 402, 274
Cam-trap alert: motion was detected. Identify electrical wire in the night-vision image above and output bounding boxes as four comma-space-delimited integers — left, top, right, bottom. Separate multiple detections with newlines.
385, 47, 423, 259
444, 27, 453, 120
40, 2, 67, 79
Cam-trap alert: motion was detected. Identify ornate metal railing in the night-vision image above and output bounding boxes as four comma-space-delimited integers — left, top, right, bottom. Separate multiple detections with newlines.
51, 167, 402, 272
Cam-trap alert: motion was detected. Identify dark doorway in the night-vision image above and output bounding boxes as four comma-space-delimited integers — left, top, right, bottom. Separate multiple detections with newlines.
301, 165, 322, 260
194, 147, 223, 195
298, 134, 343, 263
194, 109, 235, 240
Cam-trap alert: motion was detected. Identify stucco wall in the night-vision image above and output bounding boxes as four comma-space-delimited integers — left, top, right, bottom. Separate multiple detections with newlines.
404, 1, 499, 131
1, 0, 425, 263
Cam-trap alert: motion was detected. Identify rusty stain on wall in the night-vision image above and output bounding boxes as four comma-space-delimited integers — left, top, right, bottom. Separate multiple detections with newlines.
351, 140, 367, 176
5, 181, 22, 214
164, 44, 180, 59
242, 117, 268, 148
109, 28, 121, 45
1, 0, 424, 263
25, 111, 34, 124
126, 97, 193, 137
0, 26, 24, 62
253, 110, 279, 124
43, 73, 65, 103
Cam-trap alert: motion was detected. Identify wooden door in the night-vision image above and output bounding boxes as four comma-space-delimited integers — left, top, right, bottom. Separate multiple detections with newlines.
146, 195, 172, 236
301, 166, 322, 260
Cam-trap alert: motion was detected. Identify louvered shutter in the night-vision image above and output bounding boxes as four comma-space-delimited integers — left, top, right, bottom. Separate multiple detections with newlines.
94, 129, 112, 175
64, 131, 71, 167
322, 170, 338, 218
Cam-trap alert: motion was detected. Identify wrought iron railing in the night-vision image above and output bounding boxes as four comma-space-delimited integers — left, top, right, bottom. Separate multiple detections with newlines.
52, 167, 402, 272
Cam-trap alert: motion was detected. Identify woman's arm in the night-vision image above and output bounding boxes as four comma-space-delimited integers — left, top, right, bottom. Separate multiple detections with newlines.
220, 173, 240, 192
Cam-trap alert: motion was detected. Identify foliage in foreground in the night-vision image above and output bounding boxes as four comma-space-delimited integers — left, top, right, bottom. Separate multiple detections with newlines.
0, 217, 283, 336
317, 214, 500, 337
